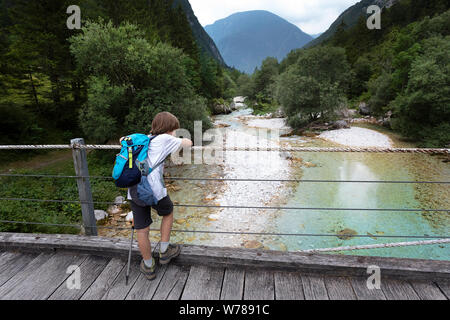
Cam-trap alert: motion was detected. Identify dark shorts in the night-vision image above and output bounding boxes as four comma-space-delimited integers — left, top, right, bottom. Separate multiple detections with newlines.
130, 196, 174, 230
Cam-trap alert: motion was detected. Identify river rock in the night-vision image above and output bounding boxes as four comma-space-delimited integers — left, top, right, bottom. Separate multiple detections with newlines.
208, 214, 220, 221
94, 210, 108, 221
108, 205, 121, 215
303, 161, 316, 168
243, 240, 263, 249
359, 102, 371, 115
114, 196, 126, 205
332, 120, 350, 129
125, 211, 133, 222
337, 228, 357, 240
213, 103, 232, 115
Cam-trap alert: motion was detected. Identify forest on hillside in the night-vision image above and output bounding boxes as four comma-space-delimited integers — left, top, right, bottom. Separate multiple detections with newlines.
241, 0, 450, 147
0, 0, 242, 147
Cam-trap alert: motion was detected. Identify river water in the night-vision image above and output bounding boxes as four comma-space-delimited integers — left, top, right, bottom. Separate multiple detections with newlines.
112, 106, 449, 260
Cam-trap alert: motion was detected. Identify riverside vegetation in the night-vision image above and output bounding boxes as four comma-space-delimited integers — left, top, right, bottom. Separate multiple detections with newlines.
0, 0, 448, 235
243, 0, 450, 148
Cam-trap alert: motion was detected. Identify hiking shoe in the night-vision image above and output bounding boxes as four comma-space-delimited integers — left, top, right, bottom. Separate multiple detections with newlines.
140, 260, 157, 281
159, 244, 181, 265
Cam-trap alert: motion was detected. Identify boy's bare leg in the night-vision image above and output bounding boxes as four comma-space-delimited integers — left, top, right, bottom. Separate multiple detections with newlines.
158, 212, 180, 264
160, 212, 174, 242
136, 227, 152, 261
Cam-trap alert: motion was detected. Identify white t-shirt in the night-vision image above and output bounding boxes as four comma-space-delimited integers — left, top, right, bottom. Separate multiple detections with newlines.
127, 134, 182, 202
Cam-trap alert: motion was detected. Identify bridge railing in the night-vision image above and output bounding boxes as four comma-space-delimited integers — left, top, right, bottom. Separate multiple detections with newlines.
0, 140, 449, 253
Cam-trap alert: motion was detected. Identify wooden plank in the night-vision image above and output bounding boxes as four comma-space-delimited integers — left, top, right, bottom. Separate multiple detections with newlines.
274, 272, 304, 300
80, 258, 125, 300
302, 275, 329, 300
0, 252, 86, 300
0, 251, 39, 287
436, 280, 450, 299
181, 266, 225, 300
409, 280, 447, 300
49, 255, 110, 300
0, 252, 54, 299
100, 260, 141, 300
324, 276, 357, 300
244, 270, 274, 300
153, 264, 190, 300
220, 268, 245, 300
350, 277, 386, 300
3, 233, 450, 281
381, 279, 420, 300
126, 264, 168, 300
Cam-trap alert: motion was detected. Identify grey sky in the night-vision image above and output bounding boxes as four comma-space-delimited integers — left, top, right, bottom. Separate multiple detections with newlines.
189, 0, 360, 35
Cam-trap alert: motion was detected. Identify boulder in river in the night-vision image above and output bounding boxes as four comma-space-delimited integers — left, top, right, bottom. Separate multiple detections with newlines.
213, 103, 232, 115
337, 228, 358, 240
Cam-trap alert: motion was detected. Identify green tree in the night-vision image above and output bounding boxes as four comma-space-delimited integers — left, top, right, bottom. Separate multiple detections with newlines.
71, 20, 211, 142
391, 36, 450, 147
252, 57, 279, 102
276, 46, 350, 127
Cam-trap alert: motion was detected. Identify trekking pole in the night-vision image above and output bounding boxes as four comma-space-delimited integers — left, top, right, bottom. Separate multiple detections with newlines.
126, 224, 135, 286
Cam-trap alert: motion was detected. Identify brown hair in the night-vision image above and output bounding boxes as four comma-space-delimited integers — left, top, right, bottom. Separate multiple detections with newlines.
150, 112, 180, 135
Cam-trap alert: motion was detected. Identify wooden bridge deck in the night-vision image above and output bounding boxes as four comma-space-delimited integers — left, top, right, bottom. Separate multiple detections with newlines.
0, 233, 449, 300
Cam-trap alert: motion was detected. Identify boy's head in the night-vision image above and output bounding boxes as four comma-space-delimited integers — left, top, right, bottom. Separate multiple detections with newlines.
151, 112, 180, 135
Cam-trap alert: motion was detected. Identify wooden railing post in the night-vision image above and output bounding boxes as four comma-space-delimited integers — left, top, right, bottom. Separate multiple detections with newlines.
71, 138, 97, 236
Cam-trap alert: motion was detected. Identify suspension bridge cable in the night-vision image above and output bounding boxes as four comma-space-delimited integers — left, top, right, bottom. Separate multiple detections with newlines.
0, 144, 449, 154
0, 220, 448, 240
0, 197, 448, 213
1, 173, 449, 184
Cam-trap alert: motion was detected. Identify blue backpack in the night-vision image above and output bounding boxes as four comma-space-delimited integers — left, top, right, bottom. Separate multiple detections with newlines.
112, 134, 164, 206
112, 134, 152, 188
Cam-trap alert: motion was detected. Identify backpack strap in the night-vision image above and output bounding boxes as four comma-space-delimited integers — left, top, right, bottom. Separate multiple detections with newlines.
147, 135, 166, 171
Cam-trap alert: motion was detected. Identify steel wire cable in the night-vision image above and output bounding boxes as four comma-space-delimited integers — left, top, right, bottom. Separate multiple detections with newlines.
1, 173, 449, 184
0, 219, 448, 240
0, 197, 448, 213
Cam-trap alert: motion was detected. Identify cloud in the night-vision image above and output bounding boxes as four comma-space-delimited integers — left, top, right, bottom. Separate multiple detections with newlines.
189, 0, 359, 34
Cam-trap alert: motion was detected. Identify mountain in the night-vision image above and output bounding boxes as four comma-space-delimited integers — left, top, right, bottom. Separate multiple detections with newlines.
306, 0, 398, 48
205, 10, 313, 73
174, 0, 225, 65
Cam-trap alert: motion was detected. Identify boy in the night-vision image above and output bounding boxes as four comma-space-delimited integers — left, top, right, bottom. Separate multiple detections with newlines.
125, 112, 192, 280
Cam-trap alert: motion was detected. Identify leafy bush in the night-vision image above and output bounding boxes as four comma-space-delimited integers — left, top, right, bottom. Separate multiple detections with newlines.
391, 36, 450, 147
70, 20, 211, 142
275, 46, 350, 127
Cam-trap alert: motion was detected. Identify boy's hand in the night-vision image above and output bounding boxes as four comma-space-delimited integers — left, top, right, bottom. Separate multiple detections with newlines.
181, 138, 193, 148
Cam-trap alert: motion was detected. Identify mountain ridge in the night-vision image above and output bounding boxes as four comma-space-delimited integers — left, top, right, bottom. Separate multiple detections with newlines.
205, 10, 313, 73
174, 0, 225, 65
305, 0, 398, 48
